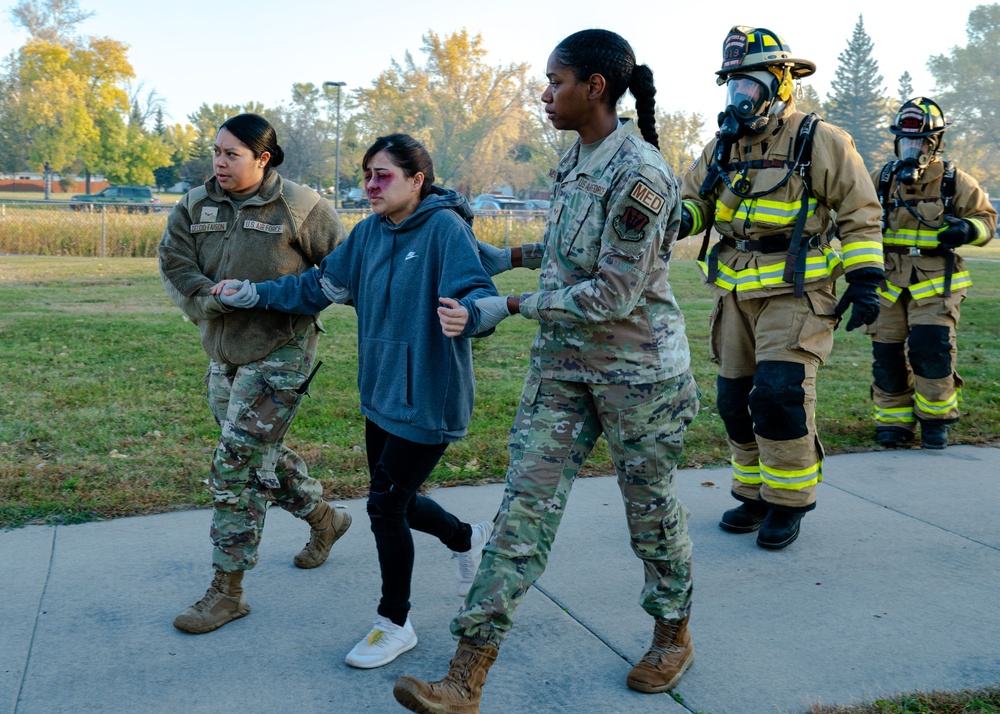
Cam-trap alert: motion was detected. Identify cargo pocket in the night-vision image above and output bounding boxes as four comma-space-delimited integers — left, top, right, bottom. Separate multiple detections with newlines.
789, 289, 837, 363
618, 385, 688, 486
509, 370, 542, 455
558, 198, 599, 273
236, 369, 307, 444
708, 296, 724, 364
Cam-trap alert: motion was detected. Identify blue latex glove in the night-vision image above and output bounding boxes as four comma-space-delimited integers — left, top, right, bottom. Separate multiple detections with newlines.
476, 241, 513, 276
218, 279, 259, 309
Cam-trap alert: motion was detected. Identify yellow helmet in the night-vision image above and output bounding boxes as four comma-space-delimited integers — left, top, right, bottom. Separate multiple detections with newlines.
716, 26, 816, 85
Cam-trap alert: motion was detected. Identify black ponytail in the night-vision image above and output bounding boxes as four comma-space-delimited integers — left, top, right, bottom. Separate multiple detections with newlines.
629, 64, 659, 148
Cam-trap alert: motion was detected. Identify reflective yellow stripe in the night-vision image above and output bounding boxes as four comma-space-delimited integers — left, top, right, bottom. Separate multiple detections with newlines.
732, 458, 762, 485
908, 272, 972, 300
698, 246, 842, 291
683, 199, 704, 234
877, 282, 904, 303
734, 197, 817, 226
842, 240, 883, 269
967, 217, 992, 246
915, 390, 960, 415
884, 229, 945, 248
760, 461, 822, 490
874, 405, 915, 424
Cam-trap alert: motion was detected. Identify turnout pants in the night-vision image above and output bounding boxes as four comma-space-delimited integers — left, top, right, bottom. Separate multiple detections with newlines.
207, 327, 323, 572
451, 370, 699, 649
710, 288, 838, 511
865, 290, 963, 435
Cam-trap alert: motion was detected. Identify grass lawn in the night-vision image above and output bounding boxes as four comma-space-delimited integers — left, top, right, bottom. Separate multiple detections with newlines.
1, 254, 999, 529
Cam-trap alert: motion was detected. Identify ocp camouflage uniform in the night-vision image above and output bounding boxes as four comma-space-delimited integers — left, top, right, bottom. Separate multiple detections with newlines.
865, 159, 996, 435
452, 119, 698, 647
681, 105, 883, 511
159, 171, 345, 572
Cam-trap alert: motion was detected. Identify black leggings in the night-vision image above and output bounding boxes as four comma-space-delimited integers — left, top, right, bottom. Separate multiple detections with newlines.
365, 419, 472, 626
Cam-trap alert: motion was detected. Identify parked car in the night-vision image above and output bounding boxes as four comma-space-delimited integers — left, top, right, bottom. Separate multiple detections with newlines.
469, 195, 531, 213
525, 199, 551, 212
341, 187, 370, 208
70, 185, 161, 213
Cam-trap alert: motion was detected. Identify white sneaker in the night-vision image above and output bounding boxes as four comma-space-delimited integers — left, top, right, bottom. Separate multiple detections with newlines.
344, 616, 418, 669
454, 520, 494, 597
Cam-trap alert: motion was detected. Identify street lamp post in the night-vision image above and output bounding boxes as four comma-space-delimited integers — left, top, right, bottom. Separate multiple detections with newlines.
323, 81, 346, 210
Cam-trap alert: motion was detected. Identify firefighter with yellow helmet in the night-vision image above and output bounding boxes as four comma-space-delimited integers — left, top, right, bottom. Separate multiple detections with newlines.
679, 26, 884, 549
867, 97, 996, 449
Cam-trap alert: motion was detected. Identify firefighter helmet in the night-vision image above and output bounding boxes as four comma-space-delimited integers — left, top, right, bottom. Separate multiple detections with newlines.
890, 97, 948, 138
716, 26, 816, 84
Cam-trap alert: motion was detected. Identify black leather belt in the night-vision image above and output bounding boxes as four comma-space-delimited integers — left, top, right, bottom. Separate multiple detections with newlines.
884, 245, 952, 257
720, 234, 823, 254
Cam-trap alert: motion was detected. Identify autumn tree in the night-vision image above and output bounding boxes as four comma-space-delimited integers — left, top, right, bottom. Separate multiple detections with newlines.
269, 83, 334, 188
354, 29, 533, 195
656, 110, 705, 178
824, 15, 892, 169
928, 3, 1000, 193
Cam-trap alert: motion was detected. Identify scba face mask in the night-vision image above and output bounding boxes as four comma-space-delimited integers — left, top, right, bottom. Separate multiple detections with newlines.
895, 136, 936, 185
718, 71, 781, 141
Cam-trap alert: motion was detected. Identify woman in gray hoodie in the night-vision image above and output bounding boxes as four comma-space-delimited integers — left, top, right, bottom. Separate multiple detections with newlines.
216, 134, 499, 669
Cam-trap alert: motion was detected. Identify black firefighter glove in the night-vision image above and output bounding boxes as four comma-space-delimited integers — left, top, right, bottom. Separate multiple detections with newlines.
834, 268, 883, 331
938, 216, 977, 248
679, 206, 694, 239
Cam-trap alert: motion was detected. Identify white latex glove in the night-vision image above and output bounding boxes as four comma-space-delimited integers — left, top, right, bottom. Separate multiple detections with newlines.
475, 295, 512, 332
218, 279, 259, 308
477, 241, 513, 276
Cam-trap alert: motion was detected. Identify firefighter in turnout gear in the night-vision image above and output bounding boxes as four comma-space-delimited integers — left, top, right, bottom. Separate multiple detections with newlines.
680, 26, 884, 549
867, 97, 996, 449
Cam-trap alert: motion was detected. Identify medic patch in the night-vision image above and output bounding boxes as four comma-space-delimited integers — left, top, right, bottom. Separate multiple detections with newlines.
721, 29, 749, 72
199, 206, 219, 222
577, 178, 607, 197
630, 181, 666, 214
243, 220, 284, 234
612, 206, 651, 242
191, 222, 227, 233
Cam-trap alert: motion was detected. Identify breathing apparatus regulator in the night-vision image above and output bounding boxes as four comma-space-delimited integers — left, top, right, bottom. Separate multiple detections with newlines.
890, 97, 948, 185
699, 26, 816, 200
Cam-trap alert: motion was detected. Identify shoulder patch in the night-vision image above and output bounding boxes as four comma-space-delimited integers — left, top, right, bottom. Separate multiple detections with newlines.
630, 181, 666, 214
612, 206, 651, 242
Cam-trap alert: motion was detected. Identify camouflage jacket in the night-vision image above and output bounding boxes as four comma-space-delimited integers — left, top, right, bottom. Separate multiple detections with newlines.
517, 119, 691, 384
681, 106, 884, 299
158, 171, 346, 365
870, 158, 996, 303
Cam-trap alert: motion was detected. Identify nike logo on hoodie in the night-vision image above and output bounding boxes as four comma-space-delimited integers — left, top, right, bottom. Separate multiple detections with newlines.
405, 251, 418, 261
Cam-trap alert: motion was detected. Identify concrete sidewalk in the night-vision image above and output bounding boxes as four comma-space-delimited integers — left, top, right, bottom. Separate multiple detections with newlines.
2, 446, 998, 714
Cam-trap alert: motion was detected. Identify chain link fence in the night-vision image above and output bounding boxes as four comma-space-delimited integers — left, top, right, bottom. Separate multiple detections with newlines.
0, 199, 699, 259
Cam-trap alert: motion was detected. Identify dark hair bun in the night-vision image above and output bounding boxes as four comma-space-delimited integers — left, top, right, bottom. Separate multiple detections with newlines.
270, 144, 285, 168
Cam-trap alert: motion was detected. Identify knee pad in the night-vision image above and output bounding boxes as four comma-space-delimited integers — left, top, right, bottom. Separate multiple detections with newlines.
749, 361, 808, 441
716, 375, 755, 444
872, 341, 909, 394
908, 325, 952, 379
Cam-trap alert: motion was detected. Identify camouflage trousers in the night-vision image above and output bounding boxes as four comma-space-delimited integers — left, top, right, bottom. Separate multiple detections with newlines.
451, 370, 699, 648
206, 327, 323, 573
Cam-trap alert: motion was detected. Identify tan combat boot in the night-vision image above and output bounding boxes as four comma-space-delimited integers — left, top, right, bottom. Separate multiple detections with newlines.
294, 501, 352, 569
626, 615, 694, 693
393, 637, 498, 714
173, 571, 250, 634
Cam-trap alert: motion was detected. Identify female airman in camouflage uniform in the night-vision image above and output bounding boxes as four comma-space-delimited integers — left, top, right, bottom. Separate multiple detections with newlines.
394, 29, 699, 714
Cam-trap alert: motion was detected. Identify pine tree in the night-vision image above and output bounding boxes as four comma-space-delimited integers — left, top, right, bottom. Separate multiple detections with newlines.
897, 72, 914, 104
154, 107, 166, 136
824, 15, 892, 169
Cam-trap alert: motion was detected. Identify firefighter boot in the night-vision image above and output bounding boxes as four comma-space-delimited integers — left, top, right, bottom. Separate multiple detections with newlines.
876, 426, 914, 448
626, 615, 694, 693
756, 510, 804, 550
393, 637, 498, 714
921, 422, 950, 450
173, 570, 250, 634
719, 499, 769, 533
294, 501, 352, 569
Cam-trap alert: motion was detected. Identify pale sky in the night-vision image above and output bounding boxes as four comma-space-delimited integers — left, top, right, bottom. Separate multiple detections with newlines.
0, 0, 987, 142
